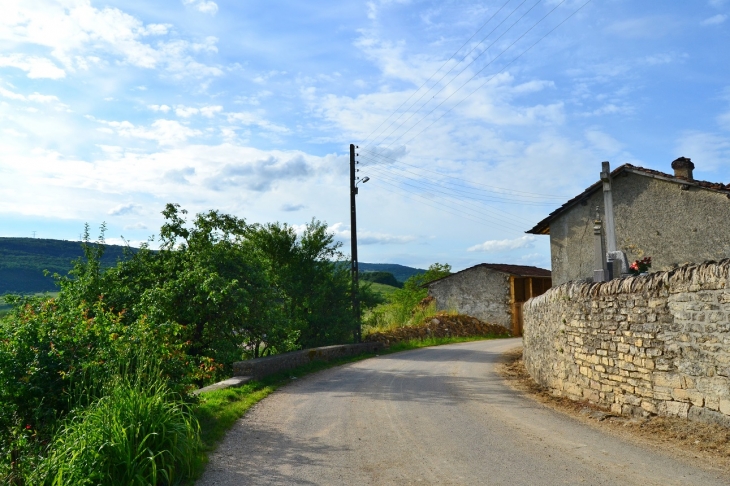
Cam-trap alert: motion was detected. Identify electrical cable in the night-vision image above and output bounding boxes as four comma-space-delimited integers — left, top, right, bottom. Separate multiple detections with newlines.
379, 0, 570, 150
366, 0, 545, 149
359, 157, 560, 206
392, 0, 593, 150
364, 164, 535, 230
358, 0, 514, 148
358, 148, 570, 200
364, 0, 534, 148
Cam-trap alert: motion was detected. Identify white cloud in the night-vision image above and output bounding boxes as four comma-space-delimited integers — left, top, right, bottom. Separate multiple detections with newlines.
0, 1, 221, 78
182, 0, 219, 15
0, 54, 66, 79
108, 203, 142, 216
0, 86, 26, 100
467, 235, 536, 252
173, 104, 222, 118
701, 14, 727, 25
27, 93, 60, 103
675, 130, 730, 172
200, 105, 223, 117
149, 104, 171, 112
95, 118, 202, 145
226, 111, 288, 133
175, 105, 199, 117
329, 223, 417, 245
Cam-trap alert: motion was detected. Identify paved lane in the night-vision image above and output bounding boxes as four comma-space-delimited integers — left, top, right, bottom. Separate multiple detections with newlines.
198, 338, 728, 485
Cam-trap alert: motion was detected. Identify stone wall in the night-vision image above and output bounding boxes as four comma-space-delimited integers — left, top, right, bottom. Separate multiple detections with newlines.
232, 342, 384, 379
427, 266, 512, 329
548, 172, 730, 285
523, 260, 730, 427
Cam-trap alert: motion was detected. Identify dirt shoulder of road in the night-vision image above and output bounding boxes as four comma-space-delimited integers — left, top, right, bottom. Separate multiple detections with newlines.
498, 347, 730, 474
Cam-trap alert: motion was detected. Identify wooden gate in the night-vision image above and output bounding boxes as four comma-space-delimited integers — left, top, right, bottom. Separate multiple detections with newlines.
510, 276, 552, 337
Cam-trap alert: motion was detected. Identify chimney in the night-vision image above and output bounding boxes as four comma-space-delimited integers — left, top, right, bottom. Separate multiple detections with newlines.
671, 157, 694, 180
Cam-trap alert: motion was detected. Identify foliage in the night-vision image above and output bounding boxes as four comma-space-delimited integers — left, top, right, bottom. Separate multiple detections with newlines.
364, 263, 451, 331
0, 204, 379, 484
34, 362, 201, 486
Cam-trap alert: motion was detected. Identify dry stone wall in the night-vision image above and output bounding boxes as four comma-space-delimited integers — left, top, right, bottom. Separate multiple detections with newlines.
523, 260, 730, 427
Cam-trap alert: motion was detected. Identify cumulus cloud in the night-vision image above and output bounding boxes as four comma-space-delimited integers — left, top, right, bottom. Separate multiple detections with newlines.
0, 1, 222, 78
149, 104, 171, 112
108, 203, 142, 216
95, 118, 202, 145
328, 223, 417, 245
205, 155, 312, 192
281, 203, 305, 212
226, 111, 288, 133
0, 54, 66, 79
164, 167, 196, 185
467, 235, 536, 252
182, 0, 219, 15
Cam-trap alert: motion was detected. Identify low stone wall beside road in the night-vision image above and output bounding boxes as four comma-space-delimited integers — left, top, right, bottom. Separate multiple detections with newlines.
523, 260, 730, 426
232, 342, 384, 379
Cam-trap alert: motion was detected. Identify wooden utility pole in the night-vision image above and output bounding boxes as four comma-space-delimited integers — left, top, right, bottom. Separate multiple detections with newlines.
349, 143, 361, 343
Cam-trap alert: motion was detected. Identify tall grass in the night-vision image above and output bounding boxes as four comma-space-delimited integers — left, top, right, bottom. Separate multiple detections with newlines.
32, 361, 201, 486
364, 300, 454, 333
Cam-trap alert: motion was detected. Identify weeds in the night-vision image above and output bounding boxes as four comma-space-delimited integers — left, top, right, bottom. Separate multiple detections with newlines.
34, 369, 201, 485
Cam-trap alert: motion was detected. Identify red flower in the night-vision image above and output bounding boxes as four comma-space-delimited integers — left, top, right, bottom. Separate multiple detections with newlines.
25, 425, 31, 430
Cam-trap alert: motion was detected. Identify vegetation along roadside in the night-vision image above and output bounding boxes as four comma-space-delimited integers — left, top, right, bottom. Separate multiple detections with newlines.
0, 203, 471, 484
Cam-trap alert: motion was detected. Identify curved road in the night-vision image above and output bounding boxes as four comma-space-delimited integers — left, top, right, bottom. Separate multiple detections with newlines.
198, 338, 728, 485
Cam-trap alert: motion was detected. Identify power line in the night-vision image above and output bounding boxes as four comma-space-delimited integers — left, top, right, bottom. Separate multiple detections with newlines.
364, 0, 535, 148
366, 0, 544, 150
362, 173, 526, 234
358, 148, 570, 200
391, 0, 593, 150
378, 0, 569, 151
358, 0, 514, 148
363, 164, 535, 231
360, 160, 561, 207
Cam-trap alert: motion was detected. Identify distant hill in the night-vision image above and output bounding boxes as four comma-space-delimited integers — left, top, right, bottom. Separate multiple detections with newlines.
0, 237, 426, 295
358, 263, 425, 282
0, 237, 135, 294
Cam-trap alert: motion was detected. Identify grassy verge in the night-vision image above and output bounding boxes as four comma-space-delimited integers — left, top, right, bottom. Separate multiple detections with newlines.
191, 332, 506, 480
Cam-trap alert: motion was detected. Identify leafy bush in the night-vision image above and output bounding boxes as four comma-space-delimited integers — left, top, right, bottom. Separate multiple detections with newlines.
363, 263, 451, 332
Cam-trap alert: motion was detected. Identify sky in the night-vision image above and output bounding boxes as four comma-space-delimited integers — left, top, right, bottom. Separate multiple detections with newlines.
1, 0, 729, 271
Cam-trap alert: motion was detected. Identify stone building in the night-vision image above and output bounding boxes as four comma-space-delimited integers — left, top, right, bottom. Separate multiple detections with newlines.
527, 158, 730, 286
425, 263, 551, 336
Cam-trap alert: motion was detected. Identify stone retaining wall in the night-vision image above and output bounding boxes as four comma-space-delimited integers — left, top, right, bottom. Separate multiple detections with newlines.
232, 342, 384, 379
523, 260, 730, 427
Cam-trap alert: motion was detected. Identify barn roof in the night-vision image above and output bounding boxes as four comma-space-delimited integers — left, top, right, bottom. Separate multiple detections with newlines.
425, 263, 551, 287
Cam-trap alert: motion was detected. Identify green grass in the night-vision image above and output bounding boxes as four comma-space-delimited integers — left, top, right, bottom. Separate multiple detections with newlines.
367, 281, 399, 298
191, 332, 507, 480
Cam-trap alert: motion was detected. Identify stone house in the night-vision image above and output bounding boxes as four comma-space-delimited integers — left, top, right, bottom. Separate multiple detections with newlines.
425, 263, 551, 336
526, 158, 730, 286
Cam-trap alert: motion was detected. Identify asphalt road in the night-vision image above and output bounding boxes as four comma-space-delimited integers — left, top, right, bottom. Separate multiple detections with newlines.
197, 338, 729, 485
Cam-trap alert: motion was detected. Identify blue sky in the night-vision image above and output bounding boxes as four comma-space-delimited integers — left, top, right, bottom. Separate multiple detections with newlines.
1, 0, 729, 271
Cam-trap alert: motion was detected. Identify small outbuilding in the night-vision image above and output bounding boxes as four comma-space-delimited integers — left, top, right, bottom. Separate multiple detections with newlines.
425, 263, 552, 336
